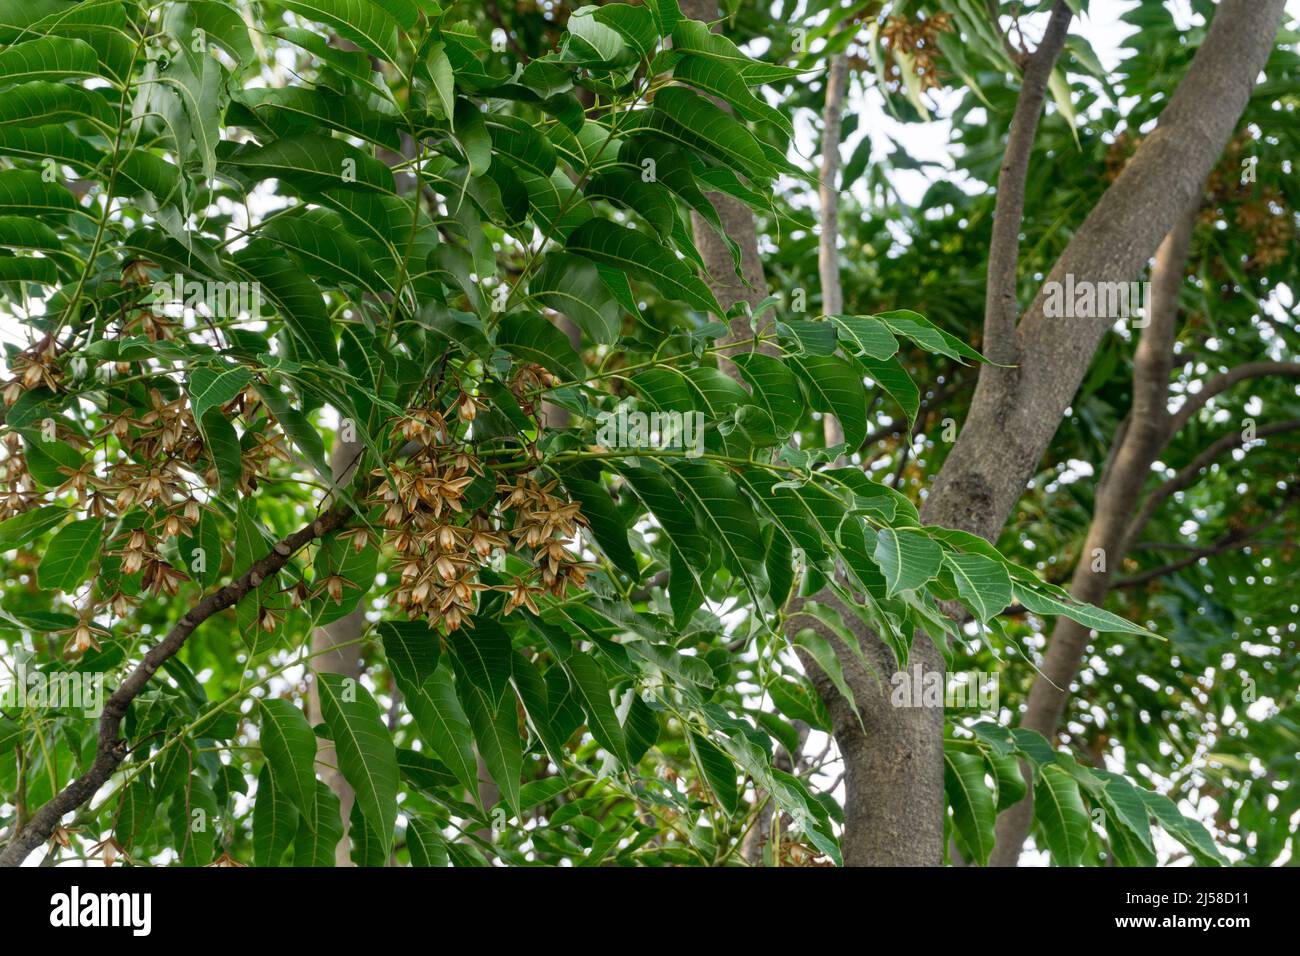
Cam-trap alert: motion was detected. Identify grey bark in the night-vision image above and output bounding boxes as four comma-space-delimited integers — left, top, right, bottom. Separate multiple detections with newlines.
958, 0, 1285, 867
820, 51, 850, 453
307, 436, 366, 867
926, 0, 1286, 543
981, 0, 1074, 365
988, 208, 1193, 865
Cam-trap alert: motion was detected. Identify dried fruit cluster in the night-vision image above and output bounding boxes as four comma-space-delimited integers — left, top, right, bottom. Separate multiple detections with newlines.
2, 326, 295, 651
880, 12, 952, 92
373, 393, 592, 633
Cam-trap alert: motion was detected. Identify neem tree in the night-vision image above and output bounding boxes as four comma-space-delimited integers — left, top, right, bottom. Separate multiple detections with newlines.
0, 0, 1239, 867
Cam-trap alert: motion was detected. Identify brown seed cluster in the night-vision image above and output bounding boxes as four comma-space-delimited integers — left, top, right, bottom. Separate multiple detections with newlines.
3, 338, 61, 404
2, 323, 298, 653
372, 398, 591, 633
879, 13, 952, 92
0, 433, 38, 519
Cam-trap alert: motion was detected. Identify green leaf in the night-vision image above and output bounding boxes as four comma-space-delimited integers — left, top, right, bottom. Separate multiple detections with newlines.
791, 618, 860, 722
672, 53, 793, 137
293, 780, 344, 866
690, 732, 739, 816
562, 474, 639, 580
448, 619, 514, 703
253, 763, 299, 866
262, 208, 388, 294
380, 620, 441, 698
235, 240, 336, 363
199, 409, 242, 495
178, 507, 223, 588
659, 458, 766, 599
857, 355, 920, 431
944, 552, 1012, 623
37, 517, 103, 591
1014, 584, 1160, 637
873, 528, 942, 596
487, 114, 558, 177
529, 252, 621, 344
21, 433, 83, 487
406, 817, 449, 866
456, 678, 523, 817
1096, 772, 1155, 856
0, 81, 116, 129
830, 315, 899, 361
566, 218, 721, 315
873, 310, 985, 365
637, 86, 781, 183
563, 651, 630, 766
988, 751, 1028, 813
258, 698, 319, 820
221, 133, 395, 195
405, 667, 479, 798
788, 354, 867, 448
188, 362, 252, 422
1136, 788, 1226, 865
1034, 763, 1089, 866
0, 36, 100, 86
670, 20, 803, 86
730, 353, 803, 437
0, 504, 69, 549
316, 671, 399, 856
280, 0, 400, 62
496, 312, 584, 381
944, 751, 996, 865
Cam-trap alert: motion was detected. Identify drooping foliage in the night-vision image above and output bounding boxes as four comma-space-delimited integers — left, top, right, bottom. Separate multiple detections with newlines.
0, 0, 1263, 866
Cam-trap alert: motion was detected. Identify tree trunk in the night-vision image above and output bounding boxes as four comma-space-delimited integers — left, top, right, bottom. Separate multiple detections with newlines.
307, 436, 365, 866
819, 50, 850, 453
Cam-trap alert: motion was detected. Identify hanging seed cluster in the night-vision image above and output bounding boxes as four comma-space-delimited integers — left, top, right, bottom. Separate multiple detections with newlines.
879, 12, 953, 92
371, 380, 593, 633
1, 320, 296, 653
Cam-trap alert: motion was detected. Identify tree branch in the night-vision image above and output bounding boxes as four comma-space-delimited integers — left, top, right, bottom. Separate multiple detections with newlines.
819, 50, 850, 453
1115, 500, 1295, 588
984, 0, 1028, 65
1167, 361, 1300, 435
1124, 418, 1300, 549
0, 497, 356, 867
980, 0, 1073, 365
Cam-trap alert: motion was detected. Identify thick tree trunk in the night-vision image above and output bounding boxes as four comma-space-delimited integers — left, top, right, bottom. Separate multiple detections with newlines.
925, 0, 1285, 544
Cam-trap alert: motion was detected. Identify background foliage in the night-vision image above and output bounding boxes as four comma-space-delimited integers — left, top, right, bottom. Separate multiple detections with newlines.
0, 0, 1293, 866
